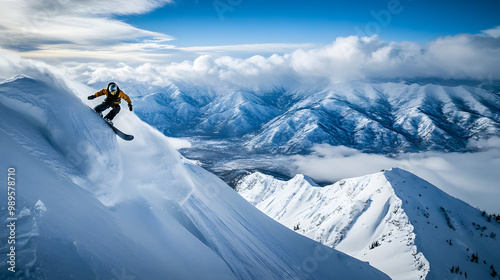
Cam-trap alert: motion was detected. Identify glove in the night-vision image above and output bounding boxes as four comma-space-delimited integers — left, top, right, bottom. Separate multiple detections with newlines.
128, 103, 133, 111
88, 95, 96, 100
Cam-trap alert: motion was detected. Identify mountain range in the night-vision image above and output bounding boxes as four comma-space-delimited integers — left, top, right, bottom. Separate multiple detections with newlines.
129, 81, 500, 154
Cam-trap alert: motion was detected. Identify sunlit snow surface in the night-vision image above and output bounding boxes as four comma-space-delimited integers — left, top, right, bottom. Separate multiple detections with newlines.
0, 76, 388, 279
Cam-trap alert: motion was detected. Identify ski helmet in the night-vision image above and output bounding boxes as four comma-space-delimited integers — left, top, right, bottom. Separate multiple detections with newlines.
109, 83, 118, 95
108, 83, 118, 95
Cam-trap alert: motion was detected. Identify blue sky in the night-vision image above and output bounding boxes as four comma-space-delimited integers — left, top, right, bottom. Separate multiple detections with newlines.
121, 0, 500, 46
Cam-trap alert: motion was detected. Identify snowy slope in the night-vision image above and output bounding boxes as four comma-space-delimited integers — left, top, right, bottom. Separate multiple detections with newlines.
237, 169, 500, 280
0, 75, 389, 280
130, 81, 500, 154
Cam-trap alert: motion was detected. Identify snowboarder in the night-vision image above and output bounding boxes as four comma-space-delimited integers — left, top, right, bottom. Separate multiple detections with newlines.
87, 82, 132, 125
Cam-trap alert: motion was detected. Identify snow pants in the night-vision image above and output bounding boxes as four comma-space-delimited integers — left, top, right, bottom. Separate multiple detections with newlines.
94, 101, 121, 120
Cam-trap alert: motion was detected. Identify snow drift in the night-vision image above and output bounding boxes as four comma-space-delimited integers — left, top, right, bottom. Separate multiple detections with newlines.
237, 169, 500, 280
0, 75, 389, 279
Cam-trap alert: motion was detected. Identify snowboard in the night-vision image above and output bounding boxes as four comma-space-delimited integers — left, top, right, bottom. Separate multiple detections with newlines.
103, 119, 134, 141
87, 106, 134, 141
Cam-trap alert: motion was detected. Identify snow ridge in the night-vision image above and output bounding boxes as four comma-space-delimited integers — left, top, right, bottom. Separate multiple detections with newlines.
237, 168, 500, 280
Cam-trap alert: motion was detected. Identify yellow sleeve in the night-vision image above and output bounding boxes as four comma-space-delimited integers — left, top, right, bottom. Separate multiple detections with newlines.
121, 91, 132, 104
94, 89, 107, 97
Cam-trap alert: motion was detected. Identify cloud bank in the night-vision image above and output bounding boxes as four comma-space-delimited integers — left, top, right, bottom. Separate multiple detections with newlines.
292, 138, 500, 214
2, 0, 500, 88
76, 29, 500, 89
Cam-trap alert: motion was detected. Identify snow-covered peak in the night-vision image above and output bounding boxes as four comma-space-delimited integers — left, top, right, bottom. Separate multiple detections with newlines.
237, 168, 500, 280
292, 173, 320, 187
0, 75, 389, 279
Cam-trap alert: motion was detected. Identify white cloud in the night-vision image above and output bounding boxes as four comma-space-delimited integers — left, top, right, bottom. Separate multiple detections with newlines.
292, 140, 500, 214
72, 30, 500, 89
482, 25, 500, 38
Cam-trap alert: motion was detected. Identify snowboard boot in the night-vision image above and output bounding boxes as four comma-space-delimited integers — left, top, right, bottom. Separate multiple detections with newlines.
104, 117, 113, 126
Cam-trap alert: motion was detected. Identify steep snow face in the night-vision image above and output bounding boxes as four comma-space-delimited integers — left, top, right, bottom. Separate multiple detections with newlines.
131, 81, 500, 154
237, 168, 500, 280
0, 76, 389, 280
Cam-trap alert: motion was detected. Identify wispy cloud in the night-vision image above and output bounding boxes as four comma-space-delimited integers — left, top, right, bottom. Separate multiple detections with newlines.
19, 42, 178, 63
0, 0, 173, 61
178, 43, 318, 54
